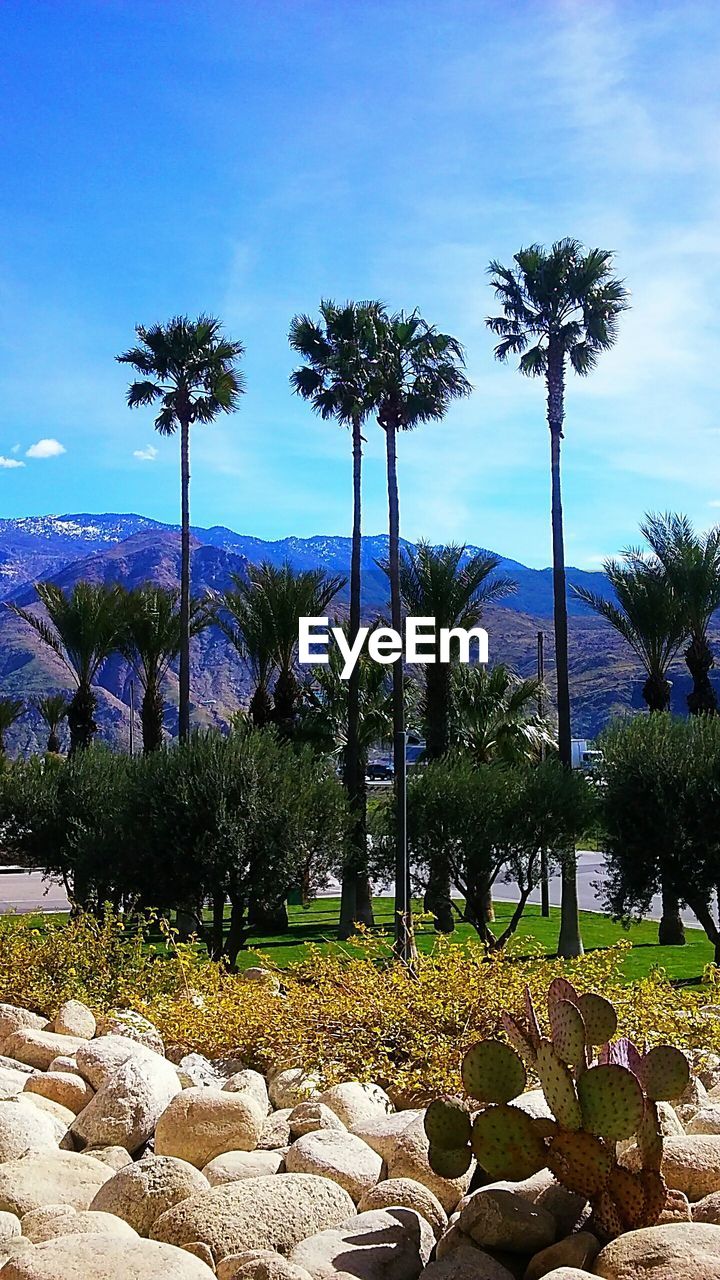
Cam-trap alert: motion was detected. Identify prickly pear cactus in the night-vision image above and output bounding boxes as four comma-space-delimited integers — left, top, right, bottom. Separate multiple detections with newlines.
424, 979, 691, 1240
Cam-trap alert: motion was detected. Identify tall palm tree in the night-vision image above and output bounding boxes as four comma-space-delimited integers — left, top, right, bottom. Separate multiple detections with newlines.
289, 300, 382, 933
0, 699, 23, 758
641, 512, 720, 715
366, 309, 472, 963
452, 664, 556, 765
35, 693, 69, 754
573, 552, 687, 946
120, 586, 212, 752
117, 315, 245, 741
219, 562, 346, 736
9, 582, 125, 752
487, 239, 628, 958
572, 552, 687, 712
391, 540, 516, 931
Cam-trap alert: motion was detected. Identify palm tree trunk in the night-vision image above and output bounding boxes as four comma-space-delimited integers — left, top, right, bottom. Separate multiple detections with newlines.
340, 415, 374, 937
547, 349, 583, 959
423, 664, 454, 932
643, 673, 671, 711
47, 729, 60, 754
141, 678, 164, 753
685, 634, 718, 715
385, 420, 415, 967
178, 415, 191, 742
68, 682, 97, 754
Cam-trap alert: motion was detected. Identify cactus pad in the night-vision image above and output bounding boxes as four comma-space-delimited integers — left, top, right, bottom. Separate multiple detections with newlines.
427, 1143, 472, 1179
462, 1039, 526, 1103
638, 1169, 667, 1225
424, 1098, 472, 1150
550, 998, 587, 1068
599, 1037, 643, 1077
577, 1064, 645, 1141
547, 976, 579, 1015
501, 1012, 537, 1067
471, 1103, 547, 1181
546, 1129, 613, 1197
535, 1039, 582, 1130
577, 992, 618, 1046
524, 986, 542, 1047
637, 1100, 663, 1172
641, 1045, 690, 1102
608, 1166, 648, 1230
594, 1190, 624, 1239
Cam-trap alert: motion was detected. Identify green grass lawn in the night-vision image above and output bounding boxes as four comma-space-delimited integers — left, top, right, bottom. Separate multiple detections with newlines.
230, 896, 714, 986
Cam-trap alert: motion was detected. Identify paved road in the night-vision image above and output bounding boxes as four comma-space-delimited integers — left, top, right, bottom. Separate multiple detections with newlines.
0, 857, 701, 927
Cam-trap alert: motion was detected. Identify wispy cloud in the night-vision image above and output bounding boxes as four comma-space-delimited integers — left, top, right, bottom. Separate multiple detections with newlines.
0, 456, 25, 469
26, 438, 66, 459
133, 444, 159, 462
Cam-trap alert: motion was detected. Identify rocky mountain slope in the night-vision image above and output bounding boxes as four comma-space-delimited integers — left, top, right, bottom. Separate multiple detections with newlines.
0, 513, 709, 754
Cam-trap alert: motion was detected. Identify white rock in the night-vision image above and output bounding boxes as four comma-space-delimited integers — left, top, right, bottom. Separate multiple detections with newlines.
51, 1001, 95, 1040
0, 1151, 114, 1215
258, 1109, 292, 1150
358, 1178, 447, 1239
288, 1102, 345, 1139
16, 1094, 74, 1135
0, 1210, 20, 1243
0, 1008, 47, 1041
458, 1188, 556, 1254
419, 1248, 515, 1280
24, 1072, 94, 1115
0, 1101, 60, 1162
623, 1134, 720, 1200
285, 1129, 383, 1202
222, 1070, 270, 1114
46, 1056, 80, 1076
687, 1107, 720, 1136
594, 1221, 720, 1278
155, 1087, 264, 1168
217, 1249, 313, 1280
150, 1172, 356, 1260
386, 1115, 472, 1213
83, 1146, 133, 1170
75, 1035, 163, 1091
25, 1208, 138, 1241
289, 1207, 433, 1280
203, 1150, 285, 1185
2, 1031, 86, 1072
89, 1154, 210, 1236
0, 1233, 217, 1277
72, 1052, 181, 1154
317, 1082, 393, 1129
268, 1070, 320, 1110
0, 1067, 37, 1101
94, 1009, 165, 1055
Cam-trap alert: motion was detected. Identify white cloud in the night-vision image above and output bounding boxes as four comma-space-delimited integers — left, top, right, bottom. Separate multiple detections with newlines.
133, 444, 159, 462
0, 456, 25, 469
25, 438, 66, 459
10, 444, 19, 454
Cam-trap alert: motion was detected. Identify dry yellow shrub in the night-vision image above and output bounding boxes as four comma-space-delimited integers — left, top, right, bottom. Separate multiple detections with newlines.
0, 912, 716, 1102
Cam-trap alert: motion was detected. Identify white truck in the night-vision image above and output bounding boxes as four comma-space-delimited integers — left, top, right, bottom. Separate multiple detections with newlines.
571, 739, 603, 771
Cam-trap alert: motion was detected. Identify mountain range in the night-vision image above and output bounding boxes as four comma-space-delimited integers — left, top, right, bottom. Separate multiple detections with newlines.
0, 512, 710, 753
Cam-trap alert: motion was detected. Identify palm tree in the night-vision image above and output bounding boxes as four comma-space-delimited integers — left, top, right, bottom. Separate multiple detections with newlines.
120, 586, 212, 752
289, 300, 382, 933
487, 239, 629, 958
391, 540, 516, 931
573, 552, 687, 946
216, 574, 277, 728
572, 552, 686, 712
452, 664, 556, 765
219, 563, 346, 736
9, 582, 125, 752
366, 309, 471, 964
641, 512, 720, 714
0, 699, 23, 757
117, 315, 245, 741
35, 693, 69, 754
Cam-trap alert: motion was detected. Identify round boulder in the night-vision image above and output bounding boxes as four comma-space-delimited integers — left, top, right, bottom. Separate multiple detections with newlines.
288, 1103, 345, 1140
94, 1009, 165, 1055
285, 1129, 382, 1202
155, 1088, 264, 1169
288, 1207, 434, 1280
2, 1031, 86, 1072
0, 1102, 60, 1162
25, 1208, 138, 1242
594, 1221, 720, 1278
203, 1150, 285, 1185
317, 1082, 392, 1130
222, 1071, 269, 1115
358, 1178, 447, 1239
72, 1052, 181, 1154
418, 1248, 515, 1280
51, 1001, 95, 1040
89, 1154, 210, 1236
386, 1116, 472, 1213
150, 1172, 355, 1261
268, 1070, 320, 1111
0, 1007, 47, 1042
74, 1035, 162, 1091
217, 1250, 313, 1280
0, 1233, 217, 1277
0, 1151, 114, 1216
458, 1188, 556, 1254
623, 1135, 720, 1201
24, 1072, 93, 1116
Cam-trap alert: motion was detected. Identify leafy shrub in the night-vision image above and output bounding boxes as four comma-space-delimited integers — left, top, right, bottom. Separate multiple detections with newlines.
0, 910, 716, 1102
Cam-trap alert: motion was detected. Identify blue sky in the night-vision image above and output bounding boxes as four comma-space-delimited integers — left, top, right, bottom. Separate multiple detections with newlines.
1, 1, 719, 568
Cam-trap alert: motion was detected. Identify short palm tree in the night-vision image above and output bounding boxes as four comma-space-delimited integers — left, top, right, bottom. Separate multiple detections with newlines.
452, 664, 556, 765
641, 512, 720, 714
0, 698, 23, 757
35, 693, 69, 754
9, 582, 125, 752
217, 574, 277, 727
366, 309, 471, 963
487, 239, 629, 958
391, 540, 516, 932
219, 563, 345, 736
117, 315, 245, 741
120, 586, 212, 752
289, 300, 382, 933
573, 552, 687, 946
573, 552, 687, 712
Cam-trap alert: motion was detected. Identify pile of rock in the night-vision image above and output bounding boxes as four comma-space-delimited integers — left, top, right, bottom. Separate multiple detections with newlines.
0, 996, 717, 1276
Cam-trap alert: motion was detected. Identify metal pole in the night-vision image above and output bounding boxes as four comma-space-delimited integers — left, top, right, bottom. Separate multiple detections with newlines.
537, 631, 550, 918
129, 680, 135, 757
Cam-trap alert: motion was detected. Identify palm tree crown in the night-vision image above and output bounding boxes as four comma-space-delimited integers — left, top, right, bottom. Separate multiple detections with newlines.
641, 512, 720, 714
367, 310, 472, 431
0, 698, 23, 756
117, 314, 246, 430
452, 664, 555, 765
289, 300, 382, 427
35, 693, 70, 754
